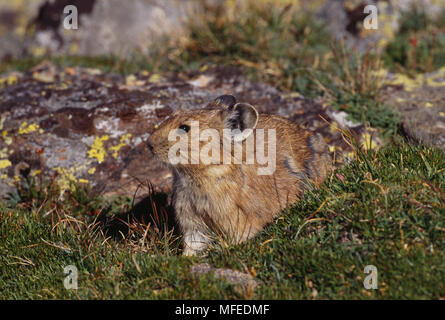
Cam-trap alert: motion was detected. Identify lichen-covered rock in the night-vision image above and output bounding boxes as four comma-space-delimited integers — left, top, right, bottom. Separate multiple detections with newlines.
0, 62, 377, 198
380, 67, 445, 150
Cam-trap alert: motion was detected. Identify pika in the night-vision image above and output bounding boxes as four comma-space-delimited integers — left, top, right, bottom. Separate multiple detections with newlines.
148, 95, 332, 255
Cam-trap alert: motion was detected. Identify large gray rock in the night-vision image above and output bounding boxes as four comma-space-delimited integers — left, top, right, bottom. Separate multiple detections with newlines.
0, 0, 201, 59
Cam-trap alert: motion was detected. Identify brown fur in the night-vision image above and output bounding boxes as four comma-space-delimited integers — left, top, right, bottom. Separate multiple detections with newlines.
148, 95, 332, 255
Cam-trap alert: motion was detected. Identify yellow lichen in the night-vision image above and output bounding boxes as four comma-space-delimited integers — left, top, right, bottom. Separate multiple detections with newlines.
329, 121, 338, 133
426, 78, 445, 87
0, 147, 8, 158
283, 92, 301, 99
31, 170, 42, 177
126, 74, 137, 86
88, 167, 96, 175
31, 46, 46, 57
372, 68, 445, 92
0, 75, 18, 88
18, 122, 41, 134
55, 167, 77, 192
344, 151, 356, 161
148, 74, 161, 83
109, 134, 132, 158
388, 73, 424, 92
0, 159, 12, 170
8, 74, 17, 84
361, 132, 377, 150
88, 135, 109, 163
2, 130, 12, 145
69, 43, 78, 55
58, 82, 69, 90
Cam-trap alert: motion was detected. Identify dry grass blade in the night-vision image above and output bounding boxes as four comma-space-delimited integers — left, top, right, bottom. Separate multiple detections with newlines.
7, 255, 35, 266
40, 238, 73, 253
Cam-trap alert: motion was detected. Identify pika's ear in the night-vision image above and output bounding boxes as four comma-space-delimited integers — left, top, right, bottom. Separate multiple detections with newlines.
224, 103, 259, 141
214, 94, 237, 108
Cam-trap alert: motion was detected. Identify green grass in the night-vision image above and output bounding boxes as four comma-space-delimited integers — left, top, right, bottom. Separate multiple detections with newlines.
176, 1, 332, 95
1, 1, 445, 300
383, 5, 445, 73
333, 94, 400, 139
1, 141, 444, 299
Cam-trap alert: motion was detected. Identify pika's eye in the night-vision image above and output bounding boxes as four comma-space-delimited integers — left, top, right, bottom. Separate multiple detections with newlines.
178, 124, 190, 133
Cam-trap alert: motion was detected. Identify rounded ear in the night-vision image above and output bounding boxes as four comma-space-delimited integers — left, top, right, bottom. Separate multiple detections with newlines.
224, 103, 259, 141
214, 94, 237, 108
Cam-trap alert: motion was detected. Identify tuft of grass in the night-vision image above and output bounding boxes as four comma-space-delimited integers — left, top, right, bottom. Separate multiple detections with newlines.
1, 140, 444, 299
168, 0, 333, 95
332, 94, 400, 139
4, 171, 180, 256
313, 40, 384, 101
311, 40, 400, 138
383, 5, 445, 73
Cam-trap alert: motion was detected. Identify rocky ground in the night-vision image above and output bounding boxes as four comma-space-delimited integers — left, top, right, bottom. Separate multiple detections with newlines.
0, 62, 378, 198
2, 61, 444, 200
380, 67, 445, 150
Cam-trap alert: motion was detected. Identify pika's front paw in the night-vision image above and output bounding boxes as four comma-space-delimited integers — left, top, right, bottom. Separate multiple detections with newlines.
182, 241, 209, 256
183, 247, 198, 256
182, 230, 210, 256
